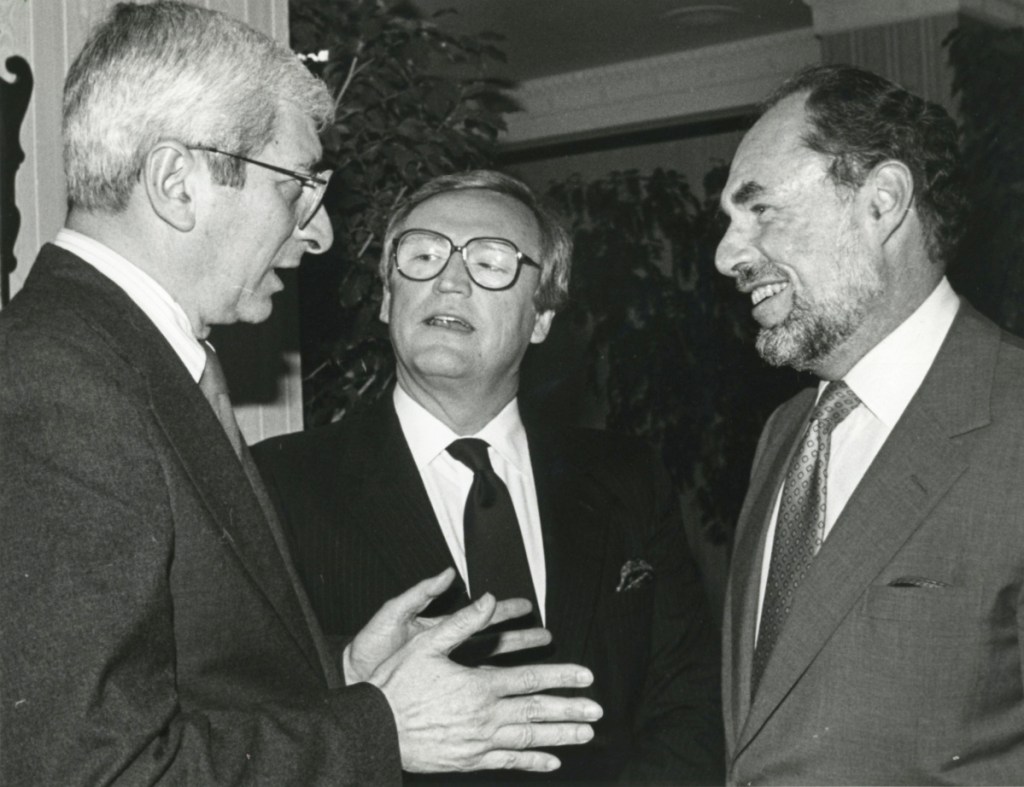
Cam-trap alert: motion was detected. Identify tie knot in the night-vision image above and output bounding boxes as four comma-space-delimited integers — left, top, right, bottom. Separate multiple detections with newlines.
199, 343, 231, 401
811, 380, 860, 434
448, 438, 498, 508
447, 438, 493, 474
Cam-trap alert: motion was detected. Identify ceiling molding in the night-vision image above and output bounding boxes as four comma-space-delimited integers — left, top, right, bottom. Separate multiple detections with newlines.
503, 28, 820, 146
961, 0, 1024, 25
805, 0, 1024, 34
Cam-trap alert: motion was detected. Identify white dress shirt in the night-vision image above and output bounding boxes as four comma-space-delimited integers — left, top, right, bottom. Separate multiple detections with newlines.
392, 384, 548, 622
55, 229, 206, 382
755, 278, 961, 638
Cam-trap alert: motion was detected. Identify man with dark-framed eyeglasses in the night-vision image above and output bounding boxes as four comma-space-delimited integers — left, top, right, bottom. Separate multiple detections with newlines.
254, 169, 726, 784
0, 5, 604, 785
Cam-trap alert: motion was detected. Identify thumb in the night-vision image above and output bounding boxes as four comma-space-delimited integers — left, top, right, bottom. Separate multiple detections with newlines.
380, 568, 456, 625
422, 593, 498, 655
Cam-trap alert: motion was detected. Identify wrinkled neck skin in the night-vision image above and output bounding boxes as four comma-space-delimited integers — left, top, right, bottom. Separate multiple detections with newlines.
66, 206, 208, 338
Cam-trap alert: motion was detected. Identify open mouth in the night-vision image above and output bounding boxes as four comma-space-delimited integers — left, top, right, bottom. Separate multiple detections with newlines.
425, 315, 473, 331
750, 282, 789, 306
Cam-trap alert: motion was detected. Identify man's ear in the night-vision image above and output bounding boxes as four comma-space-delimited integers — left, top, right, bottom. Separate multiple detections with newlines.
864, 160, 914, 246
530, 309, 554, 344
141, 142, 196, 232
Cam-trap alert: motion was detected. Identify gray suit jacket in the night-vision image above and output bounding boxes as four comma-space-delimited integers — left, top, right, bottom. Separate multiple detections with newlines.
723, 301, 1024, 785
0, 245, 400, 784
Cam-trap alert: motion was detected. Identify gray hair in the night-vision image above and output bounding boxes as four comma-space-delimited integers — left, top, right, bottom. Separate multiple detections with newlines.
763, 64, 965, 268
63, 1, 334, 212
379, 170, 573, 313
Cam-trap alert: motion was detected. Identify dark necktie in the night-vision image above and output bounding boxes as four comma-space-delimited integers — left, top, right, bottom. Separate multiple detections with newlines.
447, 438, 540, 625
752, 380, 861, 695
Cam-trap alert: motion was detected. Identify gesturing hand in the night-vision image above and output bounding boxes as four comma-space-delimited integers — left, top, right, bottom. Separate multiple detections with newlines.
368, 593, 603, 774
345, 568, 551, 683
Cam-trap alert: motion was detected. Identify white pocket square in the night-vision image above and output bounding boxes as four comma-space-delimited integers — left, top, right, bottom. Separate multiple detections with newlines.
616, 559, 654, 592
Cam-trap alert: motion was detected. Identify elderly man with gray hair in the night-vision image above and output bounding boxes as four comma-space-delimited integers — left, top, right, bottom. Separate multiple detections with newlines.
0, 4, 601, 784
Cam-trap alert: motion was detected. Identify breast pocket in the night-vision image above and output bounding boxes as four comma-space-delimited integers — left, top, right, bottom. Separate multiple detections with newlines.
863, 584, 982, 625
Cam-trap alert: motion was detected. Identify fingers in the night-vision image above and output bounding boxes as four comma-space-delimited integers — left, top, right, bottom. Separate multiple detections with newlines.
490, 627, 552, 656
378, 569, 456, 625
489, 597, 534, 627
472, 719, 597, 771
474, 750, 562, 773
486, 663, 595, 697
495, 693, 603, 725
492, 720, 596, 749
422, 593, 499, 654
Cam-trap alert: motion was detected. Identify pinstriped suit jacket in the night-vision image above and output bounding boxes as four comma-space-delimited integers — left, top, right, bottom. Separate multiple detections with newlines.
254, 396, 725, 784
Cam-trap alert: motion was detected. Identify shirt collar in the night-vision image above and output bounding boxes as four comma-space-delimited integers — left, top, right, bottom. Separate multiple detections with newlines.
839, 277, 960, 427
392, 384, 529, 475
54, 228, 206, 382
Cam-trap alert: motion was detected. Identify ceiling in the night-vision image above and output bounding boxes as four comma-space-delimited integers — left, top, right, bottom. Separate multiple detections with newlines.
410, 0, 813, 82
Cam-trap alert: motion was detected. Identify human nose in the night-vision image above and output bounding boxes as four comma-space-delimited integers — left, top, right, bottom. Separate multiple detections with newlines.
434, 247, 472, 294
714, 220, 756, 278
297, 202, 334, 255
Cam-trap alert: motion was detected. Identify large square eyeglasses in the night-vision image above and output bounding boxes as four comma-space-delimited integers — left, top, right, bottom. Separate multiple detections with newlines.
392, 228, 540, 291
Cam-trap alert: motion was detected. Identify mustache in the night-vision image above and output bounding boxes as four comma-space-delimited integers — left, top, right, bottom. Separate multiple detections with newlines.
736, 263, 787, 288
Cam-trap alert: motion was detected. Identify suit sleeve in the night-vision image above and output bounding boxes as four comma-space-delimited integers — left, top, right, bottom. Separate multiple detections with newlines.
619, 446, 726, 785
0, 322, 400, 785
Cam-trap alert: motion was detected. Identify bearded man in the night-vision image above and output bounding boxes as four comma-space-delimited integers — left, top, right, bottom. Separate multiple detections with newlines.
717, 64, 1024, 784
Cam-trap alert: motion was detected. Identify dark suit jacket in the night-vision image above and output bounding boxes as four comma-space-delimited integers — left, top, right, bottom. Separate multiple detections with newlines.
723, 301, 1024, 785
253, 396, 725, 784
0, 245, 401, 785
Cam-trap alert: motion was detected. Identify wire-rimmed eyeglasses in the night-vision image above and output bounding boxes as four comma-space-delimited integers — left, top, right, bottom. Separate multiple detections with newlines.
392, 229, 541, 291
189, 146, 332, 229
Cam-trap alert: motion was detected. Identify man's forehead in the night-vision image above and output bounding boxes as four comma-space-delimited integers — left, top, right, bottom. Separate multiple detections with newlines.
724, 97, 820, 200
408, 190, 534, 228
403, 189, 543, 256
267, 104, 323, 169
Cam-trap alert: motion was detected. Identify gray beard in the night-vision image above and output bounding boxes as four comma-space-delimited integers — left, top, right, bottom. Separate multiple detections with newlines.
755, 293, 868, 371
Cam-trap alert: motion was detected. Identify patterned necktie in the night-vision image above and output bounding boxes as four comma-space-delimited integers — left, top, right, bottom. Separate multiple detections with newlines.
198, 344, 277, 521
198, 343, 339, 681
447, 438, 540, 625
752, 380, 861, 695
198, 343, 274, 509
198, 344, 244, 457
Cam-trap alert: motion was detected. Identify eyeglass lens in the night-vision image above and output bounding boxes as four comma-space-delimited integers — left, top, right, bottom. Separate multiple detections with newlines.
396, 231, 521, 289
298, 175, 330, 229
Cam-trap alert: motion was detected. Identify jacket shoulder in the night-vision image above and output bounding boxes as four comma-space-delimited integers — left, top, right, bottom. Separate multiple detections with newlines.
531, 422, 660, 476
252, 401, 386, 478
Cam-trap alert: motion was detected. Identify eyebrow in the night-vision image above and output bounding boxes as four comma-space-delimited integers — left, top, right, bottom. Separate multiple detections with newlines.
729, 180, 766, 206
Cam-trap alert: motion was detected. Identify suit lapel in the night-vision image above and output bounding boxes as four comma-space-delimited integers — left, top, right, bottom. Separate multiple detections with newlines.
341, 403, 615, 636
736, 304, 996, 755
529, 427, 611, 658
725, 392, 812, 746
46, 249, 323, 677
147, 368, 325, 676
343, 399, 468, 611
